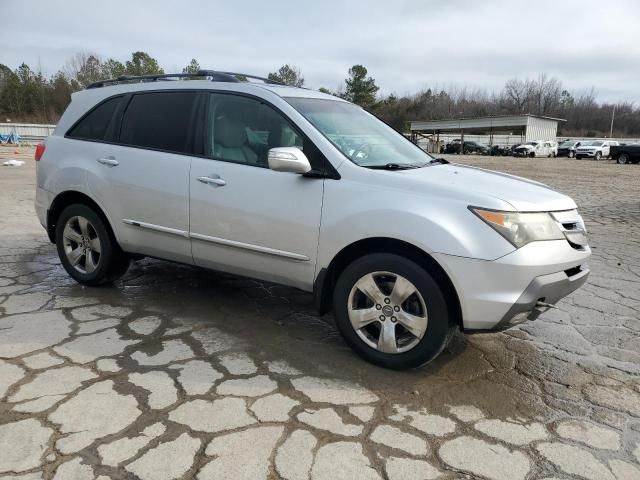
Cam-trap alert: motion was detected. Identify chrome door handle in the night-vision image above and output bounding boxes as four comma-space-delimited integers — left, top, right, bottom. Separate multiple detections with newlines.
97, 156, 119, 167
197, 175, 226, 187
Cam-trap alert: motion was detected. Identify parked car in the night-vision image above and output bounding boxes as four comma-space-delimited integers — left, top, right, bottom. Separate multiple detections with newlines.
34, 70, 591, 369
557, 140, 581, 158
489, 145, 512, 156
462, 141, 490, 155
610, 143, 640, 164
514, 140, 558, 158
575, 140, 618, 160
443, 140, 489, 155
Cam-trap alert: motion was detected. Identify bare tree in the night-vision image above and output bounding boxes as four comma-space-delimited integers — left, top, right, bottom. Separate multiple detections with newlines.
533, 73, 562, 116
503, 78, 534, 113
64, 52, 104, 87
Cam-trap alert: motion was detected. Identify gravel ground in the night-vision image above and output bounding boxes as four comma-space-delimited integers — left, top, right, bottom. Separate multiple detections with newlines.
0, 145, 639, 480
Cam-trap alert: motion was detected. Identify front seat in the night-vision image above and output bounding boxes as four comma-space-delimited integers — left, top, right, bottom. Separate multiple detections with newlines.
213, 115, 258, 165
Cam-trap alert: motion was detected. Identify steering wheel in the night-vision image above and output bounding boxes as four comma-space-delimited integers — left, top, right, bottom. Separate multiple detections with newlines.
350, 143, 372, 161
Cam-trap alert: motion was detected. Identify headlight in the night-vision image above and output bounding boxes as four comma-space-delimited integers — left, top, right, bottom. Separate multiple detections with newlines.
470, 208, 564, 247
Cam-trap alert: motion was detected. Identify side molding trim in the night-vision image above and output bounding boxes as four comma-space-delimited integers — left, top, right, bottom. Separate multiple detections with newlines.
190, 232, 309, 261
123, 219, 309, 262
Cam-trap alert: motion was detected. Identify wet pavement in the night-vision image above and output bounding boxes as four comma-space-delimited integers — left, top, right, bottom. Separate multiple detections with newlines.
0, 146, 639, 480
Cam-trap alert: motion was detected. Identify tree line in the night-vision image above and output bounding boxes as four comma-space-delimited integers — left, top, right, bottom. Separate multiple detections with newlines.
1, 51, 637, 137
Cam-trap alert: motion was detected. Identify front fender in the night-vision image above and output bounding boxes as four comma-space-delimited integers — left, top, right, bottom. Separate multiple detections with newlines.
317, 179, 515, 273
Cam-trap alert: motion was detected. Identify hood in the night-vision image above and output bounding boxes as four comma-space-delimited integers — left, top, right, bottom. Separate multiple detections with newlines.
387, 163, 577, 212
515, 144, 535, 151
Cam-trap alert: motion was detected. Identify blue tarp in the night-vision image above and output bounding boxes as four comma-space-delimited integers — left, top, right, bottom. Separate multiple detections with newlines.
0, 132, 21, 144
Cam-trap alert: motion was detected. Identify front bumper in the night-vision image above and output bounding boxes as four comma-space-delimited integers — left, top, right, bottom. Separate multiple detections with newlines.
514, 150, 532, 157
576, 151, 596, 157
433, 240, 591, 330
494, 266, 589, 330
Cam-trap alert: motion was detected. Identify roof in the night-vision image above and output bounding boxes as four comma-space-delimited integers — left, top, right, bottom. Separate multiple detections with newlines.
411, 114, 566, 133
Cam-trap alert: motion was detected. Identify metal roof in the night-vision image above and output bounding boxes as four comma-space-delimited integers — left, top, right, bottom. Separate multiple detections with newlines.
411, 114, 566, 132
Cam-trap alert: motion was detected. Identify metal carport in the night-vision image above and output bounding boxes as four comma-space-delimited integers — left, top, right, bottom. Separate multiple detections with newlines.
409, 114, 565, 150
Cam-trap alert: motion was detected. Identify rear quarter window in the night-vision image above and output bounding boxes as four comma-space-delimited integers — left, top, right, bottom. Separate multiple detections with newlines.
66, 96, 122, 142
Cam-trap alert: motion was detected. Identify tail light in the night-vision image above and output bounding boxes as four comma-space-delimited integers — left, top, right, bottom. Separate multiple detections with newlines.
35, 143, 46, 161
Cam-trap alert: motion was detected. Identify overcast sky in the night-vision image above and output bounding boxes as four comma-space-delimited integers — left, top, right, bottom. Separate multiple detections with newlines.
2, 0, 638, 102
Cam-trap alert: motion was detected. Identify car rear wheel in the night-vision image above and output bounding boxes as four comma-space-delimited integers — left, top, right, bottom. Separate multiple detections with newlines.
617, 153, 630, 164
55, 204, 130, 286
568, 151, 575, 158
332, 253, 455, 369
529, 152, 535, 158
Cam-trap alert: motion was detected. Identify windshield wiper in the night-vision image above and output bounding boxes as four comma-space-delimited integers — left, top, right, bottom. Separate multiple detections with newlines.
363, 163, 423, 170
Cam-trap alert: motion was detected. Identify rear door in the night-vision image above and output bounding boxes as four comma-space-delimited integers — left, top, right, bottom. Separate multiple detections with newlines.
189, 92, 325, 290
84, 90, 200, 264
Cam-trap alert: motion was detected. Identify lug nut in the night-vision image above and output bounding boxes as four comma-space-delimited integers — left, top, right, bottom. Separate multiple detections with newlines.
394, 306, 400, 312
379, 315, 385, 321
384, 298, 391, 304
391, 316, 397, 323
376, 304, 382, 310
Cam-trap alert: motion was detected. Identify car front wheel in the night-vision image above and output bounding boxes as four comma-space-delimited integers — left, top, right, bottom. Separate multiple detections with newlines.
55, 204, 130, 286
332, 253, 455, 369
594, 152, 602, 161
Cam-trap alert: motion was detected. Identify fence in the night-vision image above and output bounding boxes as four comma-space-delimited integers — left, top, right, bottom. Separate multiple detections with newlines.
0, 123, 56, 144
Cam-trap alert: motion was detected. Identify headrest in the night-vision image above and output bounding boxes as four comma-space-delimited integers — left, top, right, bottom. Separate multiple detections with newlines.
214, 115, 247, 148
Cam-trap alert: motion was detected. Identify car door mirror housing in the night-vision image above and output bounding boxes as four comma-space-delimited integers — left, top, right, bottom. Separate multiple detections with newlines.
268, 147, 312, 174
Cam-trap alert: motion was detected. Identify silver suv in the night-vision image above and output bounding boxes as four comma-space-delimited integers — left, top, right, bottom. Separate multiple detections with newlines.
35, 70, 591, 369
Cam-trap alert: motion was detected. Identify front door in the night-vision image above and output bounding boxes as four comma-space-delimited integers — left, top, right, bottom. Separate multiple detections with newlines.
189, 93, 324, 290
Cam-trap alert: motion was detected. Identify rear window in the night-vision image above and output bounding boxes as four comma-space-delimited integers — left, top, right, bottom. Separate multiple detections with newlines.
67, 96, 122, 141
120, 92, 198, 154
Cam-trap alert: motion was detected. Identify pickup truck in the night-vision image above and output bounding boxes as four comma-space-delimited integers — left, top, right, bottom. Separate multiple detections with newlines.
610, 144, 640, 164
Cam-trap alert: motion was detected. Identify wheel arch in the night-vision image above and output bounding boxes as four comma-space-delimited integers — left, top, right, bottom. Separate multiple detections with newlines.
314, 237, 463, 329
47, 190, 119, 246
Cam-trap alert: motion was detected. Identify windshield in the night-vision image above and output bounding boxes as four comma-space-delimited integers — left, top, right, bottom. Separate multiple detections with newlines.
583, 141, 603, 146
526, 142, 539, 146
560, 141, 576, 147
285, 97, 434, 167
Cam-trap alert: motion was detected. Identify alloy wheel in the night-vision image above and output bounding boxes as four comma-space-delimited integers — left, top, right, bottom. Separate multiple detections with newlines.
347, 271, 428, 354
62, 216, 101, 274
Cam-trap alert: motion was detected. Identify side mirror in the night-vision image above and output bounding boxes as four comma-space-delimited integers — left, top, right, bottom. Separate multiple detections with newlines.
268, 147, 311, 174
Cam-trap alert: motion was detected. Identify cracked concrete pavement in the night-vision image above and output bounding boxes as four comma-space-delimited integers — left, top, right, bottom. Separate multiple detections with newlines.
0, 146, 639, 479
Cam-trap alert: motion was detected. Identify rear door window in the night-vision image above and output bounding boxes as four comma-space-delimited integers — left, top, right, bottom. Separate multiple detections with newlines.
119, 91, 199, 155
67, 96, 122, 142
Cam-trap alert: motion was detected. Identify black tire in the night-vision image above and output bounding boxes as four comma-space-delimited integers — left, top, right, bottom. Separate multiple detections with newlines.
617, 153, 629, 164
576, 155, 582, 159
594, 151, 602, 161
332, 253, 455, 370
529, 152, 535, 158
568, 151, 575, 158
55, 204, 130, 286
